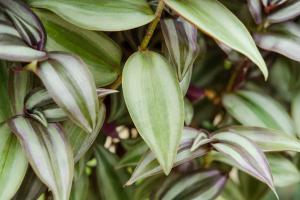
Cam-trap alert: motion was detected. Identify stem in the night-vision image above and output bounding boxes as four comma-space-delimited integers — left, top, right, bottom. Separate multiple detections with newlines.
109, 74, 122, 90
140, 0, 165, 51
226, 59, 249, 92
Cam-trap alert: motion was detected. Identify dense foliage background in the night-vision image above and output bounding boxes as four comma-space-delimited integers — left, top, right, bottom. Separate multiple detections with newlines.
1, 0, 300, 199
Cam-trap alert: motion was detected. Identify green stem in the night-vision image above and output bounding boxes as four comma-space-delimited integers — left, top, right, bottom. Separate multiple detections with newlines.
140, 0, 165, 51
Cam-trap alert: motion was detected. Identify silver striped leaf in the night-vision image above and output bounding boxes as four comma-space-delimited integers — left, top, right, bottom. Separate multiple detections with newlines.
8, 116, 74, 200
34, 52, 99, 133
267, 1, 300, 23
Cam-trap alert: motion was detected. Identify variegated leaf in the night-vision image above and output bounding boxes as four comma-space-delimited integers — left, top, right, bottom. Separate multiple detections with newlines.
0, 123, 28, 200
95, 145, 131, 200
164, 0, 268, 79
8, 116, 74, 200
35, 10, 122, 87
267, 1, 300, 23
0, 0, 46, 49
211, 131, 277, 198
247, 0, 262, 24
65, 103, 106, 162
161, 18, 199, 81
27, 0, 155, 31
126, 128, 210, 185
222, 90, 294, 135
155, 170, 227, 200
222, 126, 300, 152
122, 51, 184, 174
33, 52, 99, 133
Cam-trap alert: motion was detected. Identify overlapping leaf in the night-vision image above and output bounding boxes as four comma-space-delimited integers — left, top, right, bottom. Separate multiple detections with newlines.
161, 18, 199, 81
8, 116, 74, 200
122, 51, 184, 174
34, 52, 99, 133
95, 145, 131, 200
27, 0, 155, 31
222, 90, 294, 135
70, 171, 89, 200
35, 10, 122, 87
65, 103, 106, 162
267, 1, 300, 23
0, 61, 12, 123
126, 128, 210, 185
164, 0, 268, 79
247, 0, 262, 24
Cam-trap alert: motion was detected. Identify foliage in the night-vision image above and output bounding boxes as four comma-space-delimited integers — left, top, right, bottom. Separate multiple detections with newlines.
1, 0, 300, 199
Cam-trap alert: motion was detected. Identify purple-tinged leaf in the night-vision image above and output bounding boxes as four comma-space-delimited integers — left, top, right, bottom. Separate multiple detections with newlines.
0, 21, 21, 37
8, 116, 74, 200
161, 17, 199, 81
211, 131, 277, 198
34, 52, 99, 133
248, 0, 263, 24
0, 0, 46, 49
126, 128, 210, 185
267, 1, 300, 23
154, 170, 227, 200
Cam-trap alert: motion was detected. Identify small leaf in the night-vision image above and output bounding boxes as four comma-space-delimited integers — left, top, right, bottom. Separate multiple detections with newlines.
211, 131, 277, 198
96, 88, 119, 99
161, 17, 199, 81
223, 126, 300, 152
164, 0, 268, 79
28, 0, 155, 31
35, 52, 99, 133
122, 51, 184, 174
65, 103, 106, 162
0, 34, 47, 62
155, 170, 227, 200
180, 65, 193, 96
35, 10, 122, 87
184, 98, 194, 125
267, 1, 300, 24
126, 128, 210, 185
95, 145, 131, 200
8, 116, 74, 200
0, 0, 46, 49
247, 0, 263, 24
0, 123, 28, 200
222, 90, 294, 135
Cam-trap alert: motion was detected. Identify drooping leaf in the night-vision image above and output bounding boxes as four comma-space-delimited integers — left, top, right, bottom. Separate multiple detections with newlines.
255, 23, 300, 63
267, 1, 300, 23
267, 154, 300, 187
0, 123, 28, 200
222, 126, 300, 152
164, 0, 268, 79
27, 0, 155, 31
222, 90, 294, 135
126, 128, 210, 185
0, 34, 47, 62
8, 116, 74, 200
0, 0, 46, 49
161, 17, 199, 81
35, 10, 122, 87
247, 0, 263, 24
211, 131, 277, 197
34, 52, 99, 133
95, 145, 131, 200
154, 170, 227, 200
122, 51, 184, 174
65, 103, 106, 162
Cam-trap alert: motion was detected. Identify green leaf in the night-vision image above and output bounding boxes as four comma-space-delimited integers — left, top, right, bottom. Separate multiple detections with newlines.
27, 0, 155, 31
164, 0, 268, 79
155, 170, 227, 200
70, 171, 89, 200
126, 128, 210, 185
8, 116, 74, 200
34, 10, 122, 87
222, 126, 300, 152
0, 61, 12, 123
0, 123, 28, 200
268, 154, 300, 187
184, 98, 194, 125
122, 51, 184, 174
95, 145, 131, 200
211, 131, 277, 198
292, 91, 300, 137
35, 52, 99, 133
0, 34, 47, 62
64, 103, 106, 162
180, 65, 193, 96
222, 90, 294, 135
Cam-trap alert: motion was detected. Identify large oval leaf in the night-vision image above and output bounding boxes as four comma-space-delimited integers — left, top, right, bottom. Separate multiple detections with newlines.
164, 0, 268, 79
34, 52, 99, 133
35, 10, 122, 87
27, 0, 155, 31
122, 51, 184, 174
8, 116, 74, 200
